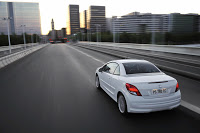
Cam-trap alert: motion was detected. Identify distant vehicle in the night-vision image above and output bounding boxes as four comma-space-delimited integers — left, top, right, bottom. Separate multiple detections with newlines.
50, 41, 55, 44
50, 41, 62, 44
56, 41, 62, 43
95, 59, 181, 114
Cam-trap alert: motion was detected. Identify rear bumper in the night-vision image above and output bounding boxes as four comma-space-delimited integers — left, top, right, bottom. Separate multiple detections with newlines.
126, 90, 181, 113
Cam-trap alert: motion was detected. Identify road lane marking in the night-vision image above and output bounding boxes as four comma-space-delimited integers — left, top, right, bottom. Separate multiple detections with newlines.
66, 44, 105, 86
181, 100, 200, 114
67, 44, 105, 64
67, 44, 200, 115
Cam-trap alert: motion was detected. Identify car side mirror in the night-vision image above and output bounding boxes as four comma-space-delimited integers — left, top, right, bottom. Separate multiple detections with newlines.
104, 66, 110, 72
99, 67, 103, 72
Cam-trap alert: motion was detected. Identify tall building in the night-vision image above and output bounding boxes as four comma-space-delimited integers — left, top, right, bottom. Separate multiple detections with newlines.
168, 13, 199, 33
51, 19, 55, 40
112, 12, 168, 34
111, 12, 199, 34
106, 18, 112, 32
48, 27, 66, 40
66, 5, 80, 35
80, 10, 87, 29
80, 10, 87, 33
0, 2, 8, 34
199, 16, 200, 32
61, 28, 66, 37
0, 1, 41, 35
87, 6, 106, 32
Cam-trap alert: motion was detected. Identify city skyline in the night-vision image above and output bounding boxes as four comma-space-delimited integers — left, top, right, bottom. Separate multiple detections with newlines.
1, 0, 199, 35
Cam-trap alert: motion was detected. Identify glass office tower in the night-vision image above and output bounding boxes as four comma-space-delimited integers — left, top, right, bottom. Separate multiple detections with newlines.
87, 6, 106, 33
0, 1, 41, 35
67, 5, 80, 35
0, 2, 8, 34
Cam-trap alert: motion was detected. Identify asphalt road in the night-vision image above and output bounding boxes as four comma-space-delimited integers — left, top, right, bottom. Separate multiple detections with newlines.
0, 44, 199, 133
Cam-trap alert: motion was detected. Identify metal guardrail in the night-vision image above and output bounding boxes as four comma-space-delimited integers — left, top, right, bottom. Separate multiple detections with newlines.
82, 44, 200, 67
0, 43, 40, 58
73, 43, 200, 81
79, 41, 200, 56
0, 43, 38, 51
0, 44, 48, 69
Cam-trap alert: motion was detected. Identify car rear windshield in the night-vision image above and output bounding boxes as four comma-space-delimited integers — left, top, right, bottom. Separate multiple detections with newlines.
123, 62, 160, 74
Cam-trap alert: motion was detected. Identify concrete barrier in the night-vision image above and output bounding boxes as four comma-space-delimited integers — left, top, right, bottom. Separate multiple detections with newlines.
0, 44, 48, 69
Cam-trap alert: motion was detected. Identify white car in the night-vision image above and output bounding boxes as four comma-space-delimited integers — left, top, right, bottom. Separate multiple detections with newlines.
95, 59, 181, 114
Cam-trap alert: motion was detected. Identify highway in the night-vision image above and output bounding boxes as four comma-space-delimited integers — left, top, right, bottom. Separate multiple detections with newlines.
73, 43, 200, 80
0, 44, 200, 133
72, 43, 200, 108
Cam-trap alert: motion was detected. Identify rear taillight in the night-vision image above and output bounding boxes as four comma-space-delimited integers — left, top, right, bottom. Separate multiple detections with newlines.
126, 83, 142, 96
175, 82, 179, 92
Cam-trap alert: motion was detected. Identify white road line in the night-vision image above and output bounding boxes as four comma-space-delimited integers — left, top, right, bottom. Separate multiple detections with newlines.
67, 44, 200, 115
181, 100, 200, 114
67, 45, 105, 64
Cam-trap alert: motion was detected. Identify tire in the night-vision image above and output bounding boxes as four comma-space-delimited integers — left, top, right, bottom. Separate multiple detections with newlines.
95, 75, 101, 89
118, 94, 128, 114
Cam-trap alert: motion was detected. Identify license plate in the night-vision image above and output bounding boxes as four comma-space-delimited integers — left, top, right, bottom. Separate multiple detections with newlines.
152, 88, 167, 95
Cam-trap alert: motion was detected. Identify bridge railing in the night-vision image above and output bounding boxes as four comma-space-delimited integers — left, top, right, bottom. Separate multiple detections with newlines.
0, 44, 48, 69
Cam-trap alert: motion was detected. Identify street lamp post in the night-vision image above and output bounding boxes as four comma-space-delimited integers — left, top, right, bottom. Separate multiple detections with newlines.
87, 29, 92, 44
87, 29, 90, 44
87, 29, 88, 42
3, 17, 12, 54
95, 25, 99, 43
113, 18, 116, 43
99, 25, 101, 42
36, 33, 38, 44
98, 25, 101, 42
81, 31, 83, 41
151, 15, 156, 44
20, 25, 26, 49
95, 24, 101, 44
90, 29, 91, 44
30, 29, 34, 48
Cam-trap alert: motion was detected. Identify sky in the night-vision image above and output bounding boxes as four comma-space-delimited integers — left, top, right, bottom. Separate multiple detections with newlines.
1, 0, 200, 35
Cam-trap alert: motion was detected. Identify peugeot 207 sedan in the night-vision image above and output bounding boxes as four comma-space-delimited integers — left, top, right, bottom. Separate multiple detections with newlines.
95, 59, 181, 114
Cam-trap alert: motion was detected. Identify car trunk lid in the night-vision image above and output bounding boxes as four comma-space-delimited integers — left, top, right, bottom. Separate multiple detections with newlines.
124, 73, 176, 97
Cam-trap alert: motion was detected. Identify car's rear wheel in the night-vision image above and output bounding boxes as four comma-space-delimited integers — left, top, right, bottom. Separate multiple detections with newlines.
118, 94, 127, 114
95, 75, 101, 89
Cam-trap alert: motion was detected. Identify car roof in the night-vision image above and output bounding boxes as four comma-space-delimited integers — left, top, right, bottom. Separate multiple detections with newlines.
110, 59, 150, 64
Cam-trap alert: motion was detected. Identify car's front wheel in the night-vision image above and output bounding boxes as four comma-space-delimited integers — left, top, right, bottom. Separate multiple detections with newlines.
118, 94, 127, 114
95, 75, 101, 89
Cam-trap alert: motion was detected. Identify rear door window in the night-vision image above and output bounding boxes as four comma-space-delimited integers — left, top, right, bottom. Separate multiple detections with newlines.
113, 66, 120, 75
104, 63, 118, 74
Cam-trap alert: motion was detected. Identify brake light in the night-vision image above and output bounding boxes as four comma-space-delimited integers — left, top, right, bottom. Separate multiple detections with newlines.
126, 83, 142, 96
175, 82, 179, 92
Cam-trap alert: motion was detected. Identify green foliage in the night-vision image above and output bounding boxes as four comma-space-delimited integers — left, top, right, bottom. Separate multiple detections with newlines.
0, 34, 41, 46
101, 32, 200, 45
69, 31, 200, 45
